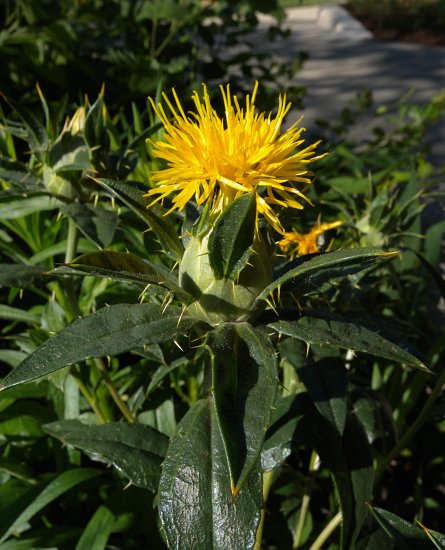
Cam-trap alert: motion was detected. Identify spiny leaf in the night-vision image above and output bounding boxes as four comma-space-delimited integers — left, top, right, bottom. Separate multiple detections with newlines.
57, 250, 190, 300
270, 312, 428, 371
0, 264, 51, 288
257, 248, 396, 304
209, 323, 278, 494
0, 303, 196, 390
44, 420, 168, 490
367, 505, 434, 549
158, 398, 262, 550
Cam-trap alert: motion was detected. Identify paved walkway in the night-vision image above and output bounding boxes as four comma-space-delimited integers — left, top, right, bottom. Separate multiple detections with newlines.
255, 5, 445, 170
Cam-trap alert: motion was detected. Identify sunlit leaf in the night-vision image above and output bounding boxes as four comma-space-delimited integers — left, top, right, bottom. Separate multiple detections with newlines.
257, 248, 396, 303
0, 303, 196, 390
159, 398, 262, 550
209, 323, 278, 493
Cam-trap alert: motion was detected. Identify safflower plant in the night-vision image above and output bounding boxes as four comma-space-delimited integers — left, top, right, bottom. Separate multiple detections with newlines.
0, 83, 438, 549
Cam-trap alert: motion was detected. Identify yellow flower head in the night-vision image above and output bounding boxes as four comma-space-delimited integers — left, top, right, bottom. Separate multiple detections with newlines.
278, 220, 343, 259
146, 83, 325, 233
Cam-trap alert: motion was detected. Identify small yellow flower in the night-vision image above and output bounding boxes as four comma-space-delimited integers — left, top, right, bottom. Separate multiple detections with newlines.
146, 83, 325, 233
278, 220, 343, 259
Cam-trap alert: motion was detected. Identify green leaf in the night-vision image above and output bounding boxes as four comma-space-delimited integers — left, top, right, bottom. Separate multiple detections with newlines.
351, 390, 397, 451
257, 248, 396, 303
413, 250, 445, 301
0, 468, 101, 543
159, 398, 262, 550
328, 175, 370, 194
419, 524, 445, 549
312, 413, 374, 549
84, 92, 106, 150
44, 420, 168, 490
1, 95, 48, 152
126, 121, 162, 151
209, 323, 278, 494
0, 158, 40, 187
297, 355, 347, 436
50, 137, 90, 172
91, 177, 183, 260
146, 357, 188, 395
74, 505, 114, 550
269, 312, 428, 371
0, 303, 195, 390
59, 250, 189, 300
0, 401, 48, 437
0, 527, 80, 549
262, 393, 312, 471
0, 195, 63, 219
0, 264, 50, 288
354, 528, 394, 550
135, 0, 188, 21
0, 350, 27, 369
61, 203, 118, 248
139, 399, 177, 438
0, 304, 40, 324
0, 459, 34, 482
208, 193, 256, 279
368, 506, 434, 549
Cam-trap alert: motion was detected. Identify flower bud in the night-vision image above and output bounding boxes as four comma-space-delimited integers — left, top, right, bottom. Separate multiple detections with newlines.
179, 230, 272, 325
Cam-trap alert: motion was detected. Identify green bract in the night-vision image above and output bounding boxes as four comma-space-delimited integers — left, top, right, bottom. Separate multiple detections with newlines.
179, 231, 272, 325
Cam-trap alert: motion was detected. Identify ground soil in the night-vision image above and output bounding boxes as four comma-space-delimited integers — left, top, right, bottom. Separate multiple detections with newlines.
345, 4, 445, 47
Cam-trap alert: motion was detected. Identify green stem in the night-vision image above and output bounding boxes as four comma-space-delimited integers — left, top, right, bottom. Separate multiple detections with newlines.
154, 20, 178, 58
309, 511, 342, 550
62, 217, 82, 321
64, 373, 81, 464
375, 365, 445, 487
71, 370, 109, 424
65, 216, 79, 264
254, 469, 275, 550
93, 358, 135, 423
293, 451, 319, 548
294, 495, 311, 549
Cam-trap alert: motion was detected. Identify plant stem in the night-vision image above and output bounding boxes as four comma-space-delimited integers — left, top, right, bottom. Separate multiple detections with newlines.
64, 372, 81, 464
63, 217, 82, 320
93, 358, 135, 423
293, 451, 319, 548
254, 469, 275, 550
309, 511, 342, 550
71, 370, 109, 423
65, 216, 79, 264
375, 365, 445, 487
60, 218, 83, 431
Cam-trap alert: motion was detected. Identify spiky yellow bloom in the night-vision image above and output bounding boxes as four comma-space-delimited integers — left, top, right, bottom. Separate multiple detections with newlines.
278, 220, 343, 259
147, 83, 325, 233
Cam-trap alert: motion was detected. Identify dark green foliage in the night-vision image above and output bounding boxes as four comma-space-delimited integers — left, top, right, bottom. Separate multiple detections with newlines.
0, 0, 297, 112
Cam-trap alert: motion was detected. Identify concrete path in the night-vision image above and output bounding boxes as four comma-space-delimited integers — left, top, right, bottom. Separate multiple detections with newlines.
255, 5, 445, 169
